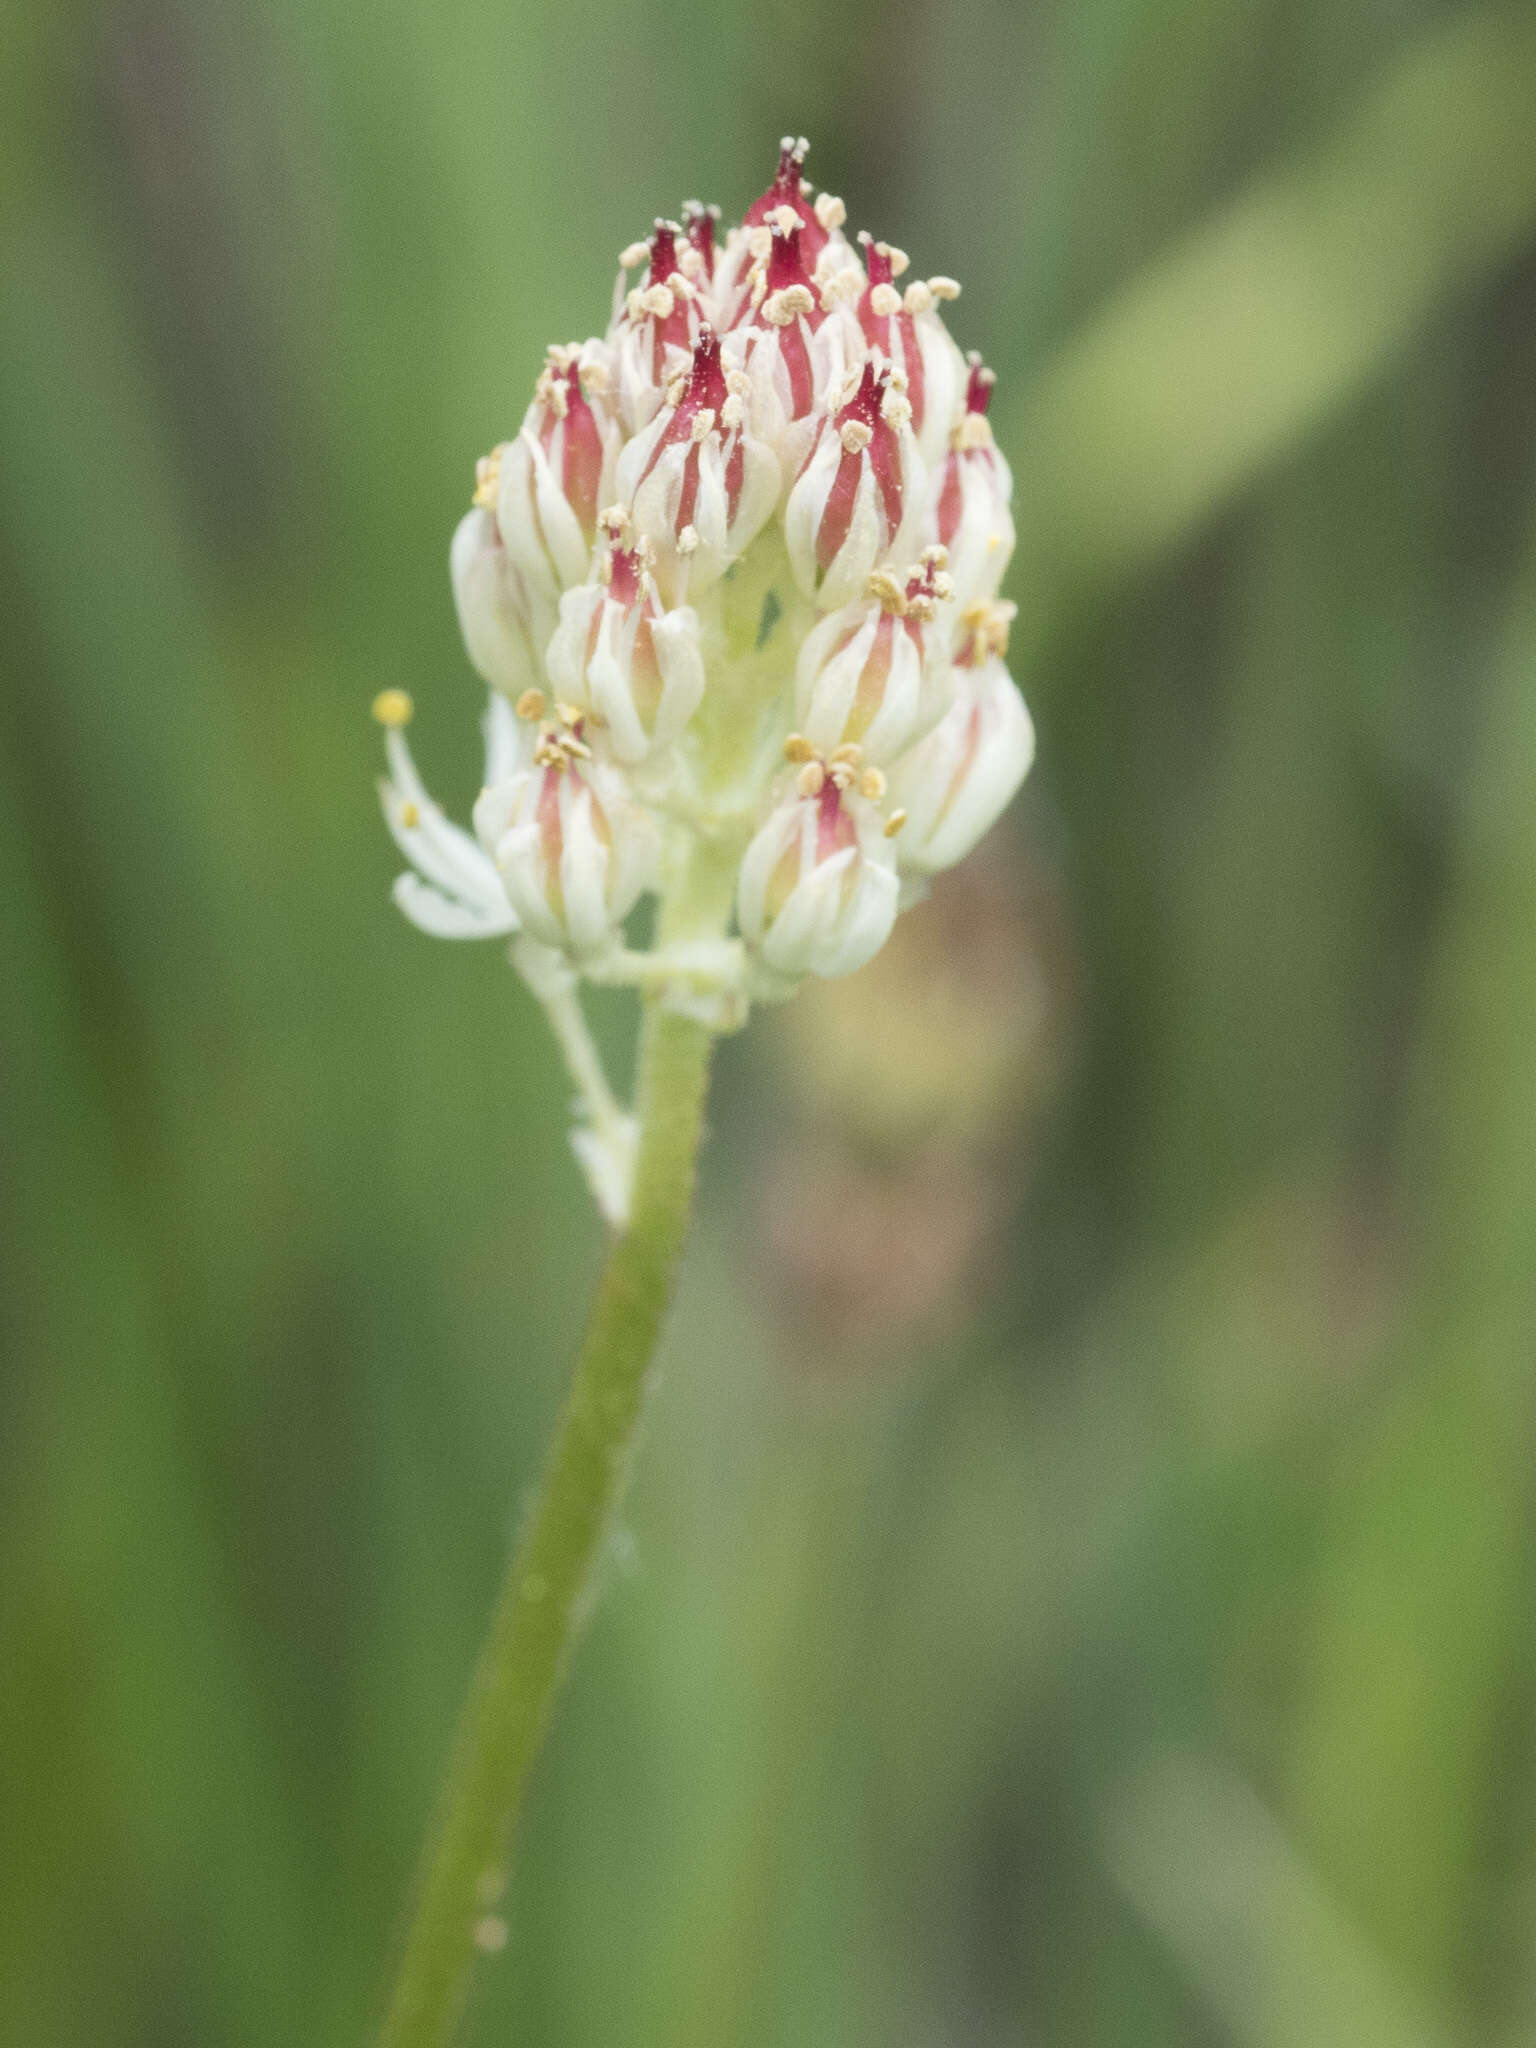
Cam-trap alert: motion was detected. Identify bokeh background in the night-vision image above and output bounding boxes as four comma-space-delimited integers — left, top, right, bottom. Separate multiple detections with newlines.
5, 1, 1536, 2043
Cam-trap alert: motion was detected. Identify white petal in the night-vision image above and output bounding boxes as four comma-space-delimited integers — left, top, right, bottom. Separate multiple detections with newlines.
382, 729, 509, 904
392, 871, 517, 939
482, 689, 525, 786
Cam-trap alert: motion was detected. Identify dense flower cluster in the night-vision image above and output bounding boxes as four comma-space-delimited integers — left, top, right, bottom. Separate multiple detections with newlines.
376, 141, 1033, 1211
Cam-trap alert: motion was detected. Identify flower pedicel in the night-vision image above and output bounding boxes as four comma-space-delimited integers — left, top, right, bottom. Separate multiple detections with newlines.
376, 138, 1034, 1223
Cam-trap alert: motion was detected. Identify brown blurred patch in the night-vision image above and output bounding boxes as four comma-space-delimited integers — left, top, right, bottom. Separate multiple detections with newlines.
754, 829, 1076, 1371
93, 0, 332, 561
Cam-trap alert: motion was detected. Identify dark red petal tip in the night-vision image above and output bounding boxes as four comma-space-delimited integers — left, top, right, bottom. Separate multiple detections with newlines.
964, 356, 996, 415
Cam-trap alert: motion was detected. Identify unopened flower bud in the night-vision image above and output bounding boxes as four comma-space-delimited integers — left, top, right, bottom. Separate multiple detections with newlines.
794, 550, 956, 763
784, 358, 923, 610
724, 220, 852, 480
497, 347, 620, 606
737, 775, 899, 980
616, 327, 779, 601
450, 496, 545, 700
923, 355, 1014, 610
713, 137, 842, 311
473, 717, 657, 955
855, 234, 965, 467
611, 219, 706, 433
544, 515, 706, 762
883, 644, 1034, 875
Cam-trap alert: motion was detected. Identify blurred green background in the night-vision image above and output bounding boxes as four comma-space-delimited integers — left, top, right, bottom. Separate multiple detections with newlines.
5, 1, 1536, 2043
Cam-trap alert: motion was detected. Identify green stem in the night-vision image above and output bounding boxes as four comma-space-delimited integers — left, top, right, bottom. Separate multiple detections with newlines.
377, 999, 715, 2048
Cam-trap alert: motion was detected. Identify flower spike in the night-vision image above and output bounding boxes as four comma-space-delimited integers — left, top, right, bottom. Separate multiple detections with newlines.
377, 137, 1032, 1133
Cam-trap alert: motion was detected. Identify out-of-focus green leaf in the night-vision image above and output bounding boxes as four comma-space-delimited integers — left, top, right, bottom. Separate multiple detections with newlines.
1007, 5, 1536, 646
1109, 1752, 1456, 2048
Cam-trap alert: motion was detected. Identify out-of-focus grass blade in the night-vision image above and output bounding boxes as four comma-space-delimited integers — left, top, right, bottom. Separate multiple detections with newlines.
1005, 4, 1536, 645
0, 734, 313, 2046
1288, 501, 1536, 1992
1109, 1751, 1457, 2048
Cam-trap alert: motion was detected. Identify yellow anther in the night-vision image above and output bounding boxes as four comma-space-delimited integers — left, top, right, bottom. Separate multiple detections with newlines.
883, 808, 908, 838
829, 742, 864, 768
372, 688, 414, 728
515, 688, 546, 721
796, 759, 827, 798
555, 701, 583, 727
858, 766, 887, 801
764, 284, 815, 328
472, 446, 504, 510
783, 732, 817, 764
866, 568, 907, 615
399, 801, 420, 828
953, 412, 994, 452
961, 599, 1016, 664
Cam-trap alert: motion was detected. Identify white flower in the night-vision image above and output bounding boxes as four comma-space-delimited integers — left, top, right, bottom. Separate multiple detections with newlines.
737, 766, 899, 980
544, 513, 706, 762
884, 616, 1034, 874
496, 346, 620, 608
615, 326, 779, 603
794, 549, 956, 764
374, 688, 524, 938
783, 358, 923, 611
922, 356, 1015, 612
852, 235, 966, 469
473, 714, 657, 956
